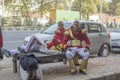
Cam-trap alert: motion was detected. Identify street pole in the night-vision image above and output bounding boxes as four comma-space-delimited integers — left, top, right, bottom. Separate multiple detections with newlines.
2, 0, 4, 26
80, 0, 82, 20
100, 0, 102, 22
100, 0, 102, 14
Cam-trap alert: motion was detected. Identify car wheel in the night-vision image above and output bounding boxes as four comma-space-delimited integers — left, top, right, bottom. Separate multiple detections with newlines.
98, 44, 109, 57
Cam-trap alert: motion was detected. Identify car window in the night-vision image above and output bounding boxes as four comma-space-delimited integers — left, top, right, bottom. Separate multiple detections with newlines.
111, 28, 120, 33
80, 23, 85, 29
87, 23, 102, 33
43, 23, 58, 35
43, 22, 72, 35
64, 23, 72, 28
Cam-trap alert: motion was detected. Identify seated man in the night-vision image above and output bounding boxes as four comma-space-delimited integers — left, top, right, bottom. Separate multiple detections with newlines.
62, 20, 90, 75
46, 21, 65, 51
1, 21, 65, 57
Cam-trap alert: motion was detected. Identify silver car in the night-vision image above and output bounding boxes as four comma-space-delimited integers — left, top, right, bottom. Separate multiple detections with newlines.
24, 21, 110, 56
109, 28, 120, 52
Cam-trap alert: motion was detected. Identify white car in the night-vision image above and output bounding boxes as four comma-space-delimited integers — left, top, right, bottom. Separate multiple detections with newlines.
110, 28, 120, 52
24, 21, 110, 56
35, 18, 49, 26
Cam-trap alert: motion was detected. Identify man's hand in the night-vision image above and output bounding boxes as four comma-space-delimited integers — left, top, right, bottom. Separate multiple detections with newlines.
61, 48, 66, 52
67, 48, 72, 51
84, 48, 89, 52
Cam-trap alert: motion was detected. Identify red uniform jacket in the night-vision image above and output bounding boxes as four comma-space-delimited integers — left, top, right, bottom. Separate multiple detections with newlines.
62, 28, 90, 49
47, 27, 65, 49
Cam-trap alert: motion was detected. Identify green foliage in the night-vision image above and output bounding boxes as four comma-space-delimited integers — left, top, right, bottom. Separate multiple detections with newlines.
71, 0, 100, 19
71, 0, 109, 20
71, 0, 80, 11
114, 2, 120, 15
110, 0, 120, 15
3, 0, 119, 19
102, 1, 109, 13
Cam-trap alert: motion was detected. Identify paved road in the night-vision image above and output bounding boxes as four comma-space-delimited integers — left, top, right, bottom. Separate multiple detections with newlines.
3, 30, 40, 50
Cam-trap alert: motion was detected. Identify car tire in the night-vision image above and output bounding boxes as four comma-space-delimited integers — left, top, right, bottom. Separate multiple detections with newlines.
98, 45, 109, 57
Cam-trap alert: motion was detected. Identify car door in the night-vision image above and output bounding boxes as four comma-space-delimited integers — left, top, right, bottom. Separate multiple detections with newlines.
86, 22, 108, 53
0, 26, 3, 59
0, 27, 3, 48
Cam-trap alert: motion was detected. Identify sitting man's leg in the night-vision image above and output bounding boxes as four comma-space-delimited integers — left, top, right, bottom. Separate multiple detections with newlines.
77, 48, 90, 75
18, 35, 43, 53
1, 48, 20, 57
73, 54, 79, 66
66, 48, 77, 75
50, 45, 63, 51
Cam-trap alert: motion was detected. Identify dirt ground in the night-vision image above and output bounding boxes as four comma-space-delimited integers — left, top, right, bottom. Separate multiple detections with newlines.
0, 53, 120, 80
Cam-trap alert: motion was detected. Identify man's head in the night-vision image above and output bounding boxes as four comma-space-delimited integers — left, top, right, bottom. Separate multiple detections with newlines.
58, 21, 64, 28
73, 20, 79, 31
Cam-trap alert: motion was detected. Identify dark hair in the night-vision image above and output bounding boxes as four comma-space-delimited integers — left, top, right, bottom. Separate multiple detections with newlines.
58, 21, 63, 24
73, 20, 79, 24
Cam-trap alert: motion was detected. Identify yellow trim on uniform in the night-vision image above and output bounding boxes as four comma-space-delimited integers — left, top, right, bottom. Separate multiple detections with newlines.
68, 59, 76, 72
50, 45, 62, 51
69, 40, 81, 46
80, 60, 87, 70
73, 54, 79, 65
50, 46, 57, 50
82, 29, 87, 34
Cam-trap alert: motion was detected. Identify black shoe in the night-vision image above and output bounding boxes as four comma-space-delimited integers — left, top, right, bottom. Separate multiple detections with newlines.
79, 70, 87, 75
71, 71, 77, 75
1, 48, 11, 58
0, 53, 3, 60
75, 64, 80, 66
17, 47, 26, 53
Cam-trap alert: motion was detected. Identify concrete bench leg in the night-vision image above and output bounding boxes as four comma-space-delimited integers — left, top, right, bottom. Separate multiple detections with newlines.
12, 54, 18, 73
19, 64, 43, 80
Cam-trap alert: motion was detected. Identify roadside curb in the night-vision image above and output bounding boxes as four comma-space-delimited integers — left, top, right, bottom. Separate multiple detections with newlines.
40, 54, 120, 80
2, 28, 41, 31
87, 71, 120, 80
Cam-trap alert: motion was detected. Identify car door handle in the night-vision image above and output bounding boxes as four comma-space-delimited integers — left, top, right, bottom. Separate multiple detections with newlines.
98, 34, 103, 36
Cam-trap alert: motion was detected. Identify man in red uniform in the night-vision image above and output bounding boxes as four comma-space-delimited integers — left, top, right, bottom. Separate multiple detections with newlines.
46, 21, 65, 51
62, 20, 90, 75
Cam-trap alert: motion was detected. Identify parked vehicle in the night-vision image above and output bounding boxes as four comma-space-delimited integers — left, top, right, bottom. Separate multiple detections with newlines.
24, 21, 110, 56
0, 26, 3, 59
34, 18, 49, 26
109, 28, 120, 52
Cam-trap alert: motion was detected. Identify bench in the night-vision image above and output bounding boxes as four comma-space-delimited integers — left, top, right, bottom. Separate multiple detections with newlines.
12, 51, 67, 80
